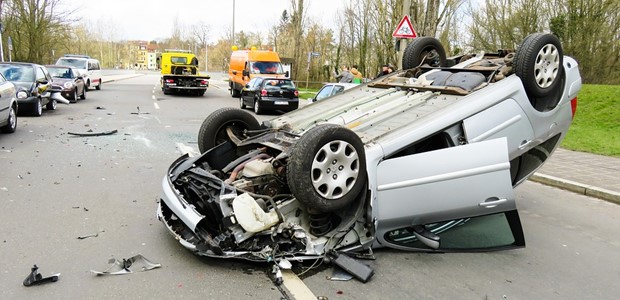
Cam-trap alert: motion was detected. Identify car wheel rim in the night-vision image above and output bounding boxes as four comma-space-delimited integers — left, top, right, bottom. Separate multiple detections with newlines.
37, 101, 42, 115
311, 140, 360, 200
240, 97, 243, 107
534, 44, 560, 89
254, 100, 259, 113
9, 108, 16, 129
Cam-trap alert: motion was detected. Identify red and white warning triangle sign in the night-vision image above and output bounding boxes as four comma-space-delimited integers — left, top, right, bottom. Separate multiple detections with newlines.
392, 15, 417, 38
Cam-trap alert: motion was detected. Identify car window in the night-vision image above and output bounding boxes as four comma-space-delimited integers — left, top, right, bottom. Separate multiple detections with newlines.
170, 57, 187, 64
36, 67, 46, 81
0, 65, 35, 82
57, 58, 88, 69
331, 85, 346, 96
384, 211, 523, 250
315, 85, 334, 101
252, 62, 283, 74
48, 67, 72, 78
253, 78, 264, 88
247, 78, 259, 88
264, 79, 294, 89
0, 73, 5, 83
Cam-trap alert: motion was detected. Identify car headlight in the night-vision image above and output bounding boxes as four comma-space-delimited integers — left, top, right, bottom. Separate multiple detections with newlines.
63, 82, 73, 89
16, 90, 29, 99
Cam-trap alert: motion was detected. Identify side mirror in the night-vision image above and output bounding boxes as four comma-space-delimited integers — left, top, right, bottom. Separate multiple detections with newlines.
242, 70, 249, 77
285, 71, 290, 78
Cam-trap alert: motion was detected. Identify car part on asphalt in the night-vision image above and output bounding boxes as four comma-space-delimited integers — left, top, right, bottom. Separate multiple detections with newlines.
91, 254, 161, 276
68, 129, 118, 137
23, 265, 60, 286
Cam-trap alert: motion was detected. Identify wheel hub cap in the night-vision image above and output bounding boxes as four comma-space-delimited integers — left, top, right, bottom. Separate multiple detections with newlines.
311, 140, 359, 199
534, 44, 560, 89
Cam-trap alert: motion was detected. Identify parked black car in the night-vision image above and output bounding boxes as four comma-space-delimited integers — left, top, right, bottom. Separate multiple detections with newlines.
239, 77, 299, 114
46, 65, 86, 103
0, 62, 55, 116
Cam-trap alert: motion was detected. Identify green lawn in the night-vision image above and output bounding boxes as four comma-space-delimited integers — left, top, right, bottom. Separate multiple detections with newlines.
298, 88, 318, 101
561, 84, 620, 157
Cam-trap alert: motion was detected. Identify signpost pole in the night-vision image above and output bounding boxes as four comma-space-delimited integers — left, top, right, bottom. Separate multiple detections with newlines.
396, 0, 411, 70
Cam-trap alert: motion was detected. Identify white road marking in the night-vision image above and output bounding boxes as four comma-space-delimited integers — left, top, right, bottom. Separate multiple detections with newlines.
281, 270, 317, 300
154, 102, 160, 110
175, 143, 199, 157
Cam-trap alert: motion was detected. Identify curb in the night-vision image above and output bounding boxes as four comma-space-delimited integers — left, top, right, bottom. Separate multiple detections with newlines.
101, 74, 144, 83
530, 173, 620, 205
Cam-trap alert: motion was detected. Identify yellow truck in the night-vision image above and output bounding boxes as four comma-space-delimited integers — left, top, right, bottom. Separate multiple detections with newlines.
160, 50, 210, 96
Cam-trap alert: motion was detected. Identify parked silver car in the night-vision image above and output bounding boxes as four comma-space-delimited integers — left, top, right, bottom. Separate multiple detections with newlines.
0, 73, 18, 133
157, 34, 581, 266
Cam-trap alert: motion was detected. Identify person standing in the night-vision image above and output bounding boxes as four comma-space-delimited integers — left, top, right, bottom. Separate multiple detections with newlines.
351, 65, 363, 83
335, 65, 353, 83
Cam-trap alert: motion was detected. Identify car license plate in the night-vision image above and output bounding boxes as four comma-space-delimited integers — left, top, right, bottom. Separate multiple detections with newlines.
274, 101, 288, 105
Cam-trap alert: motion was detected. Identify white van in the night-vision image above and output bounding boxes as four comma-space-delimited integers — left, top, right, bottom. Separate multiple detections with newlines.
56, 55, 103, 90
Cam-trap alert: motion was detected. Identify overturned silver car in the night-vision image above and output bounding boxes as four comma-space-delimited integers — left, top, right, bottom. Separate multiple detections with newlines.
157, 33, 581, 263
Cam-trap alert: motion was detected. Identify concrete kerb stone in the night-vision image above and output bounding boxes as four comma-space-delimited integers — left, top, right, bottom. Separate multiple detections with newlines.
530, 173, 620, 205
101, 74, 143, 83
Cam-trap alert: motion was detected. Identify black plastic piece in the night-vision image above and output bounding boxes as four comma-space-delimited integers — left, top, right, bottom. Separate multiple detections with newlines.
330, 252, 374, 283
23, 265, 59, 286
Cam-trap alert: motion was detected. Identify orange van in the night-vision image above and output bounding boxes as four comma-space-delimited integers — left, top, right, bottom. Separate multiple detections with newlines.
228, 48, 288, 97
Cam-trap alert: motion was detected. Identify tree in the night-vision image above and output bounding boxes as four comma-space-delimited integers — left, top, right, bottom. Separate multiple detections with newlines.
2, 0, 75, 64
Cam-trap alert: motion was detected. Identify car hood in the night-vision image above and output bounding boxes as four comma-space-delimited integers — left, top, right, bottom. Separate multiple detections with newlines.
11, 81, 35, 91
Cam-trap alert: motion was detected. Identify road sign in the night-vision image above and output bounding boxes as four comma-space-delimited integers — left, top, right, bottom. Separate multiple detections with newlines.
392, 15, 417, 38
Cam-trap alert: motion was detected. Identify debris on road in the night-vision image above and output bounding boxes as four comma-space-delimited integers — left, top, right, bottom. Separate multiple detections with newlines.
68, 129, 118, 137
130, 106, 149, 115
23, 265, 60, 286
91, 254, 161, 276
77, 230, 103, 240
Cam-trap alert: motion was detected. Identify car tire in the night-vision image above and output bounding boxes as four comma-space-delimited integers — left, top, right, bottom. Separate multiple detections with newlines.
239, 96, 246, 109
402, 37, 447, 69
513, 33, 564, 111
32, 99, 43, 116
95, 80, 101, 90
80, 87, 87, 100
46, 98, 57, 110
71, 89, 78, 103
197, 107, 261, 153
230, 85, 240, 97
1, 104, 17, 133
286, 124, 367, 213
253, 99, 262, 115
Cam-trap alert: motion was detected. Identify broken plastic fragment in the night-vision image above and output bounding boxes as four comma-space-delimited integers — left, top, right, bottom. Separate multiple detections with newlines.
68, 130, 118, 137
91, 254, 161, 276
23, 265, 60, 286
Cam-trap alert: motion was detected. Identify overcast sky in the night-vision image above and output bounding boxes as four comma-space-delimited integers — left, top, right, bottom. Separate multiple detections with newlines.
63, 0, 347, 43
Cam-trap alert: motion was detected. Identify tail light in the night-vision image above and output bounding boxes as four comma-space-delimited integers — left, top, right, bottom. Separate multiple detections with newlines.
570, 97, 578, 119
165, 79, 175, 83
261, 89, 267, 96
200, 80, 208, 85
294, 90, 299, 97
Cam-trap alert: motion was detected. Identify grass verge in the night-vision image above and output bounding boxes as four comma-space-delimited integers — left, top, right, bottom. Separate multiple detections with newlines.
561, 84, 620, 157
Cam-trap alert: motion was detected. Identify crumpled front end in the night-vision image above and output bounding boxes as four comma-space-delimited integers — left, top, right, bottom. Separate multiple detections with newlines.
157, 138, 370, 261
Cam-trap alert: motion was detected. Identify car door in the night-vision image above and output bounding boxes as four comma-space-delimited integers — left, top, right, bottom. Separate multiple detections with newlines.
241, 78, 257, 104
0, 74, 11, 121
374, 137, 525, 252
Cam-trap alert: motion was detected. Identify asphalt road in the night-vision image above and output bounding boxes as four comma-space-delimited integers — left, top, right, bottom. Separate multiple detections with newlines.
1, 74, 619, 299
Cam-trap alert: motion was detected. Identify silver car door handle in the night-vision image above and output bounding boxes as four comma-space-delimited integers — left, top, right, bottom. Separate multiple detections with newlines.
518, 140, 533, 150
479, 198, 508, 208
